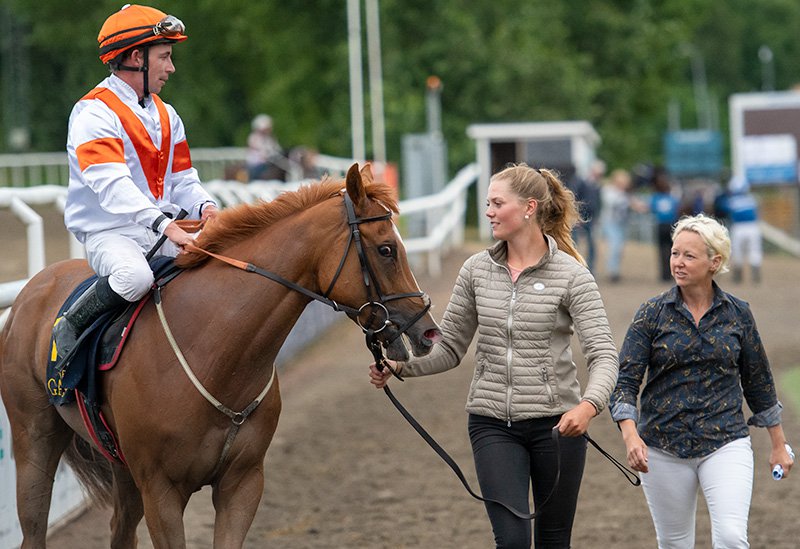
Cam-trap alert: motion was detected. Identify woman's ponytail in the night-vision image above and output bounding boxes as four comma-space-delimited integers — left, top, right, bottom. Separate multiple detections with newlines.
537, 169, 586, 267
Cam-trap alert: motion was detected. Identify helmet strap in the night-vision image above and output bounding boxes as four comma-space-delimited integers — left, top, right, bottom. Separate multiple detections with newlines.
141, 46, 150, 101
115, 45, 150, 104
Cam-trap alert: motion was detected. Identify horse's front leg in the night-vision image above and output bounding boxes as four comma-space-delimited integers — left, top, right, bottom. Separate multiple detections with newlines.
138, 475, 191, 549
211, 465, 266, 548
109, 465, 144, 549
210, 392, 280, 549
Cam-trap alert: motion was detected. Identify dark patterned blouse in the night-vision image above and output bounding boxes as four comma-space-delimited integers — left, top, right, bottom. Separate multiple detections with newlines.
610, 283, 782, 459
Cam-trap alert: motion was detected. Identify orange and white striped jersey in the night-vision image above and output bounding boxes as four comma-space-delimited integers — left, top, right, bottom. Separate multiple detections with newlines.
65, 75, 215, 243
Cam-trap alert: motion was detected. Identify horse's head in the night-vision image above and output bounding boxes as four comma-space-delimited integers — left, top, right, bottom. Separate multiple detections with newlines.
321, 163, 442, 361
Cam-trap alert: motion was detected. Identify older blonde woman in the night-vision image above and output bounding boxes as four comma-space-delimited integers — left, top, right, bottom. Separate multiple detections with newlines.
611, 214, 793, 549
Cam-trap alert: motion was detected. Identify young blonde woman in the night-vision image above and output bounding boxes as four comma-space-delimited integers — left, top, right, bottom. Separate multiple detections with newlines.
370, 164, 619, 548
611, 214, 793, 548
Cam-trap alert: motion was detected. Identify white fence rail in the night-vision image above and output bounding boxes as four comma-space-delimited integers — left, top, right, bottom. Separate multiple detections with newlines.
0, 163, 478, 549
0, 149, 354, 188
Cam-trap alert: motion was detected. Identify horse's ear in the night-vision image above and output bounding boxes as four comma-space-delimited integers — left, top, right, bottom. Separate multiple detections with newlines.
346, 163, 367, 207
359, 163, 374, 185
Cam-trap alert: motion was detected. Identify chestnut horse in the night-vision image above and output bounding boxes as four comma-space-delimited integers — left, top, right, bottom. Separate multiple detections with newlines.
0, 164, 442, 548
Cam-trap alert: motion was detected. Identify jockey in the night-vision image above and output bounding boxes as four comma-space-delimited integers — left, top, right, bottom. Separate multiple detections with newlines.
56, 4, 219, 363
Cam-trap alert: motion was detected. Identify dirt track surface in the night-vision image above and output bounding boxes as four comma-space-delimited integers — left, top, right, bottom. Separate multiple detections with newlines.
2, 206, 799, 548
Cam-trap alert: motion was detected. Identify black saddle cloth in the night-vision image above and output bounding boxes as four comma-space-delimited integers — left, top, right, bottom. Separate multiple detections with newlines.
46, 255, 179, 406
44, 256, 181, 463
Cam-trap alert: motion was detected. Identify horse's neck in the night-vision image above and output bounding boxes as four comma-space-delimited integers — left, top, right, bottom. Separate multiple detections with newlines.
173, 212, 333, 374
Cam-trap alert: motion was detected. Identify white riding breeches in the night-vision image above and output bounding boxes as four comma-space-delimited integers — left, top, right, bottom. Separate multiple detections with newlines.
84, 227, 181, 302
641, 437, 753, 549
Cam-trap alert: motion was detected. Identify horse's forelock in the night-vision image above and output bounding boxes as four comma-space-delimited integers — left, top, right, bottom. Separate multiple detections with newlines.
366, 181, 399, 214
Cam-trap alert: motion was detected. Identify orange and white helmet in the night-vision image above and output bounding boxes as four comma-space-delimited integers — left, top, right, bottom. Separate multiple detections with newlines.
98, 4, 187, 65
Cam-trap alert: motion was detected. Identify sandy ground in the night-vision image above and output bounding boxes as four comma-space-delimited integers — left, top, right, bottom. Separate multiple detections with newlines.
2, 206, 799, 548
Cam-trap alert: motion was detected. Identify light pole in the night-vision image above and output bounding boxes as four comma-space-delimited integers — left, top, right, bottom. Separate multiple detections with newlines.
759, 45, 775, 92
347, 0, 366, 161
365, 0, 386, 165
679, 43, 713, 131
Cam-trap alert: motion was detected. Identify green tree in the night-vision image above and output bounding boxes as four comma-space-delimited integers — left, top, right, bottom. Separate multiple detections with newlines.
3, 0, 800, 178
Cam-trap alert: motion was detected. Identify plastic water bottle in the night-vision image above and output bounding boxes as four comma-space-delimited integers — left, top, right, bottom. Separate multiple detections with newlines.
772, 443, 795, 480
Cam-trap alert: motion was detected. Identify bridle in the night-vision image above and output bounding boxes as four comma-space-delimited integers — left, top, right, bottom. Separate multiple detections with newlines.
329, 191, 432, 342
182, 191, 432, 345
153, 190, 432, 478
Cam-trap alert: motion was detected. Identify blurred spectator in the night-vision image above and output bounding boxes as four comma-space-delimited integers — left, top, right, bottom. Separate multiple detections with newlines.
650, 167, 681, 282
600, 168, 646, 283
288, 146, 323, 180
716, 175, 762, 284
246, 114, 285, 181
567, 160, 604, 273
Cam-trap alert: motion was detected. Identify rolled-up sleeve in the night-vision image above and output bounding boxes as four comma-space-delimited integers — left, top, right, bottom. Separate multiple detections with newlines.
610, 302, 652, 423
738, 305, 781, 426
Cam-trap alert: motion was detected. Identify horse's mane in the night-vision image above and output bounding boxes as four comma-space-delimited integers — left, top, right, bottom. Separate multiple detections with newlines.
174, 175, 399, 268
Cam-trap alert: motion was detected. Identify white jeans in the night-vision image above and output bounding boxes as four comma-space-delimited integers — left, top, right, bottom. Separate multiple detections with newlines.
730, 222, 762, 267
84, 227, 180, 302
641, 437, 753, 549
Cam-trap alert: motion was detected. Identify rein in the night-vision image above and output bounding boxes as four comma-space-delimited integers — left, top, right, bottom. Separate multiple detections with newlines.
366, 333, 640, 521
183, 192, 432, 339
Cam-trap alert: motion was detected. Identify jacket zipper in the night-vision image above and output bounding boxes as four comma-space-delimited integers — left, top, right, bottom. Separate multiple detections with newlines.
506, 285, 516, 426
541, 366, 555, 404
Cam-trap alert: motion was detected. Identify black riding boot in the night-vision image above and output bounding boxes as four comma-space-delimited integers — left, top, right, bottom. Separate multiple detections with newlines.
53, 276, 128, 364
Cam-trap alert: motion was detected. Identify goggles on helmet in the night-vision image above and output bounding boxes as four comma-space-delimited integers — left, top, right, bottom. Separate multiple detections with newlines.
99, 15, 187, 59
153, 16, 185, 38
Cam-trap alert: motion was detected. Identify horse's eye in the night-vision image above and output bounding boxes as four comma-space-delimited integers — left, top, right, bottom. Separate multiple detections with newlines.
378, 245, 394, 258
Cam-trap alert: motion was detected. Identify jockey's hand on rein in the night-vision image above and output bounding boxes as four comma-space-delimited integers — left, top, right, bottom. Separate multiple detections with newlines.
164, 221, 196, 253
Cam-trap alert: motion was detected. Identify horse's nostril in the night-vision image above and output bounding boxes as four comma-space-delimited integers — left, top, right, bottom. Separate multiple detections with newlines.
423, 329, 442, 343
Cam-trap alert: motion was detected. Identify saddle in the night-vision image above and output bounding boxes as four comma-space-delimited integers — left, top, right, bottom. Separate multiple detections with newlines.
46, 256, 182, 464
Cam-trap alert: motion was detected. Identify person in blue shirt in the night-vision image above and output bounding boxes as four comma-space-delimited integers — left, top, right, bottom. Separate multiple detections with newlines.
611, 214, 792, 549
649, 167, 680, 282
717, 175, 762, 284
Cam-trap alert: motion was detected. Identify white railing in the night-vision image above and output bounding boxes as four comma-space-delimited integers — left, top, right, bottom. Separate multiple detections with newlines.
399, 163, 479, 274
759, 220, 800, 257
0, 165, 478, 308
0, 149, 353, 188
0, 164, 478, 548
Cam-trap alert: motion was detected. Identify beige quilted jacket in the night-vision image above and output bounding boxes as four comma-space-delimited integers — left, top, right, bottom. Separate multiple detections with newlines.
400, 236, 619, 423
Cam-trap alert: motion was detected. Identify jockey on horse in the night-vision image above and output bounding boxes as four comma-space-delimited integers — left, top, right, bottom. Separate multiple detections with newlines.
54, 4, 219, 366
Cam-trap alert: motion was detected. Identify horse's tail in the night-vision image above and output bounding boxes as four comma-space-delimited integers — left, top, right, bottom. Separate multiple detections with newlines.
62, 434, 114, 506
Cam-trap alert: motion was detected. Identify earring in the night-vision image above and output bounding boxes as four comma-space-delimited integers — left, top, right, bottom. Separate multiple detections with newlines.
524, 214, 530, 220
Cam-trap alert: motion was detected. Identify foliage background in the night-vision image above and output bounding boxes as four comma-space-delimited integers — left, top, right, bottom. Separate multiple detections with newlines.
2, 0, 800, 175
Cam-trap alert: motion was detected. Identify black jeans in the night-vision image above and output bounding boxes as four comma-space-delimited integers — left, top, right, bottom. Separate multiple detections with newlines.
468, 414, 587, 549
656, 223, 674, 281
